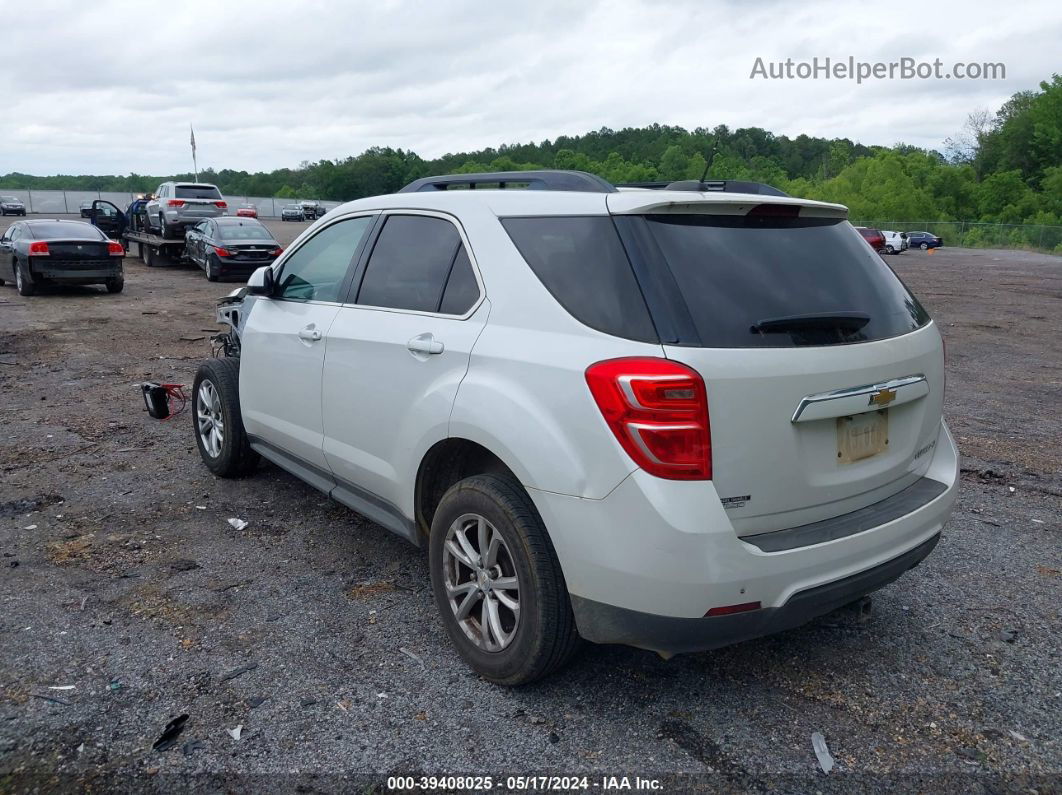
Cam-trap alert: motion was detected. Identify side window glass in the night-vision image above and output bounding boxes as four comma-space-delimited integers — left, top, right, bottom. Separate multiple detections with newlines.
438, 246, 480, 315
276, 215, 373, 302
356, 215, 461, 312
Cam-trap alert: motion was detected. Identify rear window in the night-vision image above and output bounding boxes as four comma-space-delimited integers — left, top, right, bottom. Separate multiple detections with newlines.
216, 221, 272, 241
175, 184, 222, 200
26, 222, 105, 240
644, 215, 929, 347
502, 217, 657, 343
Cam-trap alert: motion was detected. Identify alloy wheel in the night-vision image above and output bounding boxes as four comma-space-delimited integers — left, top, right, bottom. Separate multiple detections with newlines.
196, 380, 225, 457
442, 513, 521, 652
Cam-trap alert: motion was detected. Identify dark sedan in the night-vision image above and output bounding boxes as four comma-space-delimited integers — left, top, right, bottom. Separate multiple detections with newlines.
1, 196, 26, 216
0, 219, 124, 296
184, 217, 283, 281
906, 231, 943, 250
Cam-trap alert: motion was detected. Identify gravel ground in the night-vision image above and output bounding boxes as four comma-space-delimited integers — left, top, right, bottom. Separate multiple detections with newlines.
0, 219, 1059, 793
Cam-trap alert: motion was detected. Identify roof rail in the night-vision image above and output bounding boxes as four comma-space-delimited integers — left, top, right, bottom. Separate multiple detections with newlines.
398, 170, 616, 194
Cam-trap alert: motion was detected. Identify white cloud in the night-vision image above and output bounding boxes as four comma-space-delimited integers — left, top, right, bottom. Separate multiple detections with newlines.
0, 0, 1058, 175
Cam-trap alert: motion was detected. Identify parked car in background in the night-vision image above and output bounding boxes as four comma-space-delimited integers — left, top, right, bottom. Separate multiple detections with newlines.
300, 200, 325, 219
281, 204, 305, 221
0, 218, 124, 295
1, 196, 26, 216
855, 226, 887, 254
906, 231, 943, 250
146, 182, 228, 239
882, 230, 908, 254
194, 169, 958, 685
236, 204, 258, 218
184, 217, 283, 282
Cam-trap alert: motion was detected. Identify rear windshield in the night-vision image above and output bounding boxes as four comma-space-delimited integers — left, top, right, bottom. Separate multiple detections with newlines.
216, 221, 273, 241
643, 215, 929, 347
26, 222, 105, 240
175, 184, 222, 200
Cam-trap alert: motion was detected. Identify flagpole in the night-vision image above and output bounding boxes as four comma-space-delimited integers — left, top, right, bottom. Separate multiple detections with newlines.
190, 124, 198, 181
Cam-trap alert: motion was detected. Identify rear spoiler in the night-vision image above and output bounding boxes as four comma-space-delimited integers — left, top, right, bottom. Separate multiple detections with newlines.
606, 192, 849, 219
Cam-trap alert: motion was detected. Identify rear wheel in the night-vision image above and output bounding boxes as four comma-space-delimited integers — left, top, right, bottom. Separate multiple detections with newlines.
205, 256, 219, 281
886, 245, 895, 254
429, 474, 581, 685
14, 259, 34, 296
105, 275, 124, 293
193, 357, 259, 477
920, 242, 929, 250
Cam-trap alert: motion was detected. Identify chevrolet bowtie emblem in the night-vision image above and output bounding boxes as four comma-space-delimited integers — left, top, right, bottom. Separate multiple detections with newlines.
869, 387, 897, 407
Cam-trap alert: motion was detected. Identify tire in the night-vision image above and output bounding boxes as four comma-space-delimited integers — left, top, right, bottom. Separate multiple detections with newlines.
920, 242, 929, 250
886, 245, 895, 254
429, 474, 580, 685
192, 357, 259, 478
205, 256, 219, 281
14, 259, 35, 296
105, 276, 124, 294
160, 218, 174, 240
145, 245, 158, 268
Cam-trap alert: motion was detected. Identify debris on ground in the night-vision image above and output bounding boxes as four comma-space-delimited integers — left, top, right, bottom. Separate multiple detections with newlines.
220, 662, 258, 682
227, 518, 249, 531
227, 724, 243, 741
811, 731, 834, 774
31, 693, 71, 706
399, 647, 425, 668
152, 714, 189, 752
998, 629, 1019, 643
349, 580, 397, 599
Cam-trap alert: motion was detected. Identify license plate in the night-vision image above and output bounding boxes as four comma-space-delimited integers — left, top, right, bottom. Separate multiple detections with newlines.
837, 410, 888, 464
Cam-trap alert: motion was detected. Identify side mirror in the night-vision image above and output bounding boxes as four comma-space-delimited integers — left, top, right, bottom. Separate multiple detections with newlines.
247, 265, 275, 296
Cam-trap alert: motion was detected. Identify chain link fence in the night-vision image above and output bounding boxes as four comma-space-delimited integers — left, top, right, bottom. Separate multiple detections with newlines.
0, 189, 343, 218
853, 220, 1062, 254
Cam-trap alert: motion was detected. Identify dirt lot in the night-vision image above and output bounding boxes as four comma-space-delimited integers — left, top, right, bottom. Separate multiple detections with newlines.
0, 218, 1059, 792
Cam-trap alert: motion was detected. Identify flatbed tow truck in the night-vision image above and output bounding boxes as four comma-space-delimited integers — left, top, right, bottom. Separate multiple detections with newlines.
87, 199, 188, 267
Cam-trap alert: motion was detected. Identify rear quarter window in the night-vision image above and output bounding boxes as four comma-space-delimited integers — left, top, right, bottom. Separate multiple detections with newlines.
501, 216, 657, 343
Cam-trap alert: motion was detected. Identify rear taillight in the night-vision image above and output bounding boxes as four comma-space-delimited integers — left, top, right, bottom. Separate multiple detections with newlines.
167, 199, 185, 207
585, 357, 711, 480
107, 241, 124, 256
215, 201, 227, 209
27, 241, 49, 256
271, 247, 283, 256
214, 247, 232, 257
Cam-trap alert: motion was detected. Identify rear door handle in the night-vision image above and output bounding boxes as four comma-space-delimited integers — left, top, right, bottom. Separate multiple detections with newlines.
407, 333, 444, 355
298, 326, 322, 342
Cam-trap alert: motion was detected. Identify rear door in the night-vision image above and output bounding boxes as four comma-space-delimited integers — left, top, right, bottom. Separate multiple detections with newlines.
321, 212, 487, 516
611, 207, 945, 535
239, 213, 378, 483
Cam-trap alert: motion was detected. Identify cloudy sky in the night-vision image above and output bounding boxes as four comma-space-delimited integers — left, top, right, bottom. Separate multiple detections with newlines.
2, 0, 1059, 176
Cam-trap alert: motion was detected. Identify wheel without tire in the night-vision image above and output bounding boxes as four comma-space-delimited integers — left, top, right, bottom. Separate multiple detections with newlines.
192, 357, 259, 477
15, 259, 34, 296
429, 474, 580, 685
105, 276, 124, 293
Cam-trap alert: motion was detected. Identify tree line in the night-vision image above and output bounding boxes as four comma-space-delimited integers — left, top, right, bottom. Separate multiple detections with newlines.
3, 74, 1059, 249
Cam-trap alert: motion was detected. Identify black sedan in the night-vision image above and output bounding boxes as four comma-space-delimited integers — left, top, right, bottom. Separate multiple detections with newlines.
1, 196, 26, 216
0, 219, 124, 296
906, 231, 943, 250
184, 217, 283, 281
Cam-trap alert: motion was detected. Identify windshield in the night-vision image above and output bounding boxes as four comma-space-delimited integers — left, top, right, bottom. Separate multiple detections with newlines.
2, 197, 19, 202
216, 221, 273, 241
27, 222, 106, 240
642, 215, 929, 347
175, 184, 223, 200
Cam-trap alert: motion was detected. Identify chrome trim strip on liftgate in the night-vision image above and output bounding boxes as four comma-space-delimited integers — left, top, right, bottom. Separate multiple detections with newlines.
791, 374, 928, 423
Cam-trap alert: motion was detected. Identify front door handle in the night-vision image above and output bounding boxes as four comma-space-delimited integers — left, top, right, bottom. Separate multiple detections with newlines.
407, 333, 444, 355
298, 326, 322, 342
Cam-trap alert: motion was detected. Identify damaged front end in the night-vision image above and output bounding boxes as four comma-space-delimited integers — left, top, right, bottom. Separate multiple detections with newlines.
213, 287, 255, 358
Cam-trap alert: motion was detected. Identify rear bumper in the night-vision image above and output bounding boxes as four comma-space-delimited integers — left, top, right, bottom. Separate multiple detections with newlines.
529, 419, 959, 653
32, 261, 122, 282
571, 532, 939, 655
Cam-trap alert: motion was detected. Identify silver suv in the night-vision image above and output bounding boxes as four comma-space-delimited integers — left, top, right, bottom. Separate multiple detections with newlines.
146, 182, 228, 239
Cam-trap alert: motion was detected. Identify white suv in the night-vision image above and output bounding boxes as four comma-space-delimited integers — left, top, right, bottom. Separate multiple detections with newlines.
193, 170, 959, 685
